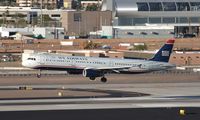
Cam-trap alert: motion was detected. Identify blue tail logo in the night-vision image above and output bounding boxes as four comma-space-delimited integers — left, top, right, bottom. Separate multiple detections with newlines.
150, 38, 175, 62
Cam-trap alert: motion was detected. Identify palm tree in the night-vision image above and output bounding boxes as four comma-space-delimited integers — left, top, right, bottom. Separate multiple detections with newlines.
31, 0, 34, 7
3, 10, 9, 27
2, 13, 6, 27
12, 12, 18, 27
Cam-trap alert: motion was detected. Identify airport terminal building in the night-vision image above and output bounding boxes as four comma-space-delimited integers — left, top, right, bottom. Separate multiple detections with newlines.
102, 0, 200, 38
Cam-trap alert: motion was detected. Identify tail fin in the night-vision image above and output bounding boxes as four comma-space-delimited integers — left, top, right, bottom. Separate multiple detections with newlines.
150, 38, 175, 62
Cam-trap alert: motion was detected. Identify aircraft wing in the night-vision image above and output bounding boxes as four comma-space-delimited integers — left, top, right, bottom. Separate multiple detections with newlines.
96, 66, 131, 70
85, 66, 131, 73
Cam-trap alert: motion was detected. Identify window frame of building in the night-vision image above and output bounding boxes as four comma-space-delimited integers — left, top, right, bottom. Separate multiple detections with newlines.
176, 2, 190, 11
74, 13, 82, 22
133, 18, 148, 25
137, 2, 149, 11
149, 2, 163, 11
190, 2, 200, 11
149, 17, 162, 23
118, 17, 133, 26
190, 17, 200, 23
178, 17, 189, 23
163, 17, 176, 23
162, 2, 176, 11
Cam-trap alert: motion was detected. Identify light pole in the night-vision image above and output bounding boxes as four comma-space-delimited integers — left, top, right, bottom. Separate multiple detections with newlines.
40, 0, 43, 27
21, 34, 24, 53
78, 17, 81, 36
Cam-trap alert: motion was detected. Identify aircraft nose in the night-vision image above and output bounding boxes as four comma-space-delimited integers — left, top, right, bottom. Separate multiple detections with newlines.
22, 60, 27, 67
22, 60, 30, 67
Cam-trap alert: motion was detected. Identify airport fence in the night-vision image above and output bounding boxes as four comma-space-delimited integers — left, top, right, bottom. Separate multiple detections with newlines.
0, 69, 199, 78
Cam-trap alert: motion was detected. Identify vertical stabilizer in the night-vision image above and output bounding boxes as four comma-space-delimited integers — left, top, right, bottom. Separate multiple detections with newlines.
150, 38, 175, 62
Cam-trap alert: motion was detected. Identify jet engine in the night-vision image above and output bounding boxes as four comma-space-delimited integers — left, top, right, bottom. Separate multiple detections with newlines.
82, 69, 103, 78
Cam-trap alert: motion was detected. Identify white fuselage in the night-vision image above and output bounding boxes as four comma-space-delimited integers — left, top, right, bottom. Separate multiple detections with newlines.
22, 53, 175, 73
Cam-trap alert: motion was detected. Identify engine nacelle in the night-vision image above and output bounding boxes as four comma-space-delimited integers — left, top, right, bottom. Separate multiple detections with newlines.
128, 67, 149, 73
83, 69, 103, 78
67, 70, 83, 74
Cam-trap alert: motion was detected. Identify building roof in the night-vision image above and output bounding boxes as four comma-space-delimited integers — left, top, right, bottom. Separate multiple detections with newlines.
103, 0, 200, 16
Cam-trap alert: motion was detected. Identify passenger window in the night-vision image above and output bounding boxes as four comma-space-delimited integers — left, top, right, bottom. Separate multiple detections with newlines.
149, 2, 163, 11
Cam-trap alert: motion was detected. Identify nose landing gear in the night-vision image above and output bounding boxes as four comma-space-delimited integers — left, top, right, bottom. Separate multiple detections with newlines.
37, 70, 41, 78
37, 74, 41, 78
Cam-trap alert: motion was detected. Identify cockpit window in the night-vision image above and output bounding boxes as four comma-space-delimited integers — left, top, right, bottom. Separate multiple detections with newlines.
27, 58, 36, 61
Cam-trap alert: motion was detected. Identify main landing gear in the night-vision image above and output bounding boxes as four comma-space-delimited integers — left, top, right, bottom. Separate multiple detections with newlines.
100, 77, 107, 83
89, 77, 96, 81
89, 77, 107, 83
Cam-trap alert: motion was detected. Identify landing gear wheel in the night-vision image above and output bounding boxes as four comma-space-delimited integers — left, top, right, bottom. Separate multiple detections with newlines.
37, 74, 41, 78
101, 77, 107, 83
37, 70, 41, 78
89, 77, 96, 81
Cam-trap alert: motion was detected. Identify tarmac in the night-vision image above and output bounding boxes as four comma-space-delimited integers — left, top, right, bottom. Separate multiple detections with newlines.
0, 70, 199, 120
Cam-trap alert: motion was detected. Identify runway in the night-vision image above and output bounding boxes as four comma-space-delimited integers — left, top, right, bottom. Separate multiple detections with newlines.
0, 71, 199, 119
0, 70, 199, 85
0, 82, 200, 111
1, 108, 199, 120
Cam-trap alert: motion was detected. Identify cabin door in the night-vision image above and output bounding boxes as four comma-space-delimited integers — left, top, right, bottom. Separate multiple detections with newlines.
39, 55, 45, 65
110, 60, 114, 67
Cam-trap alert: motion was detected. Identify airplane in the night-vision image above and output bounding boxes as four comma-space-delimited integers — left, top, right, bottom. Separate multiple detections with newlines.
22, 38, 175, 83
